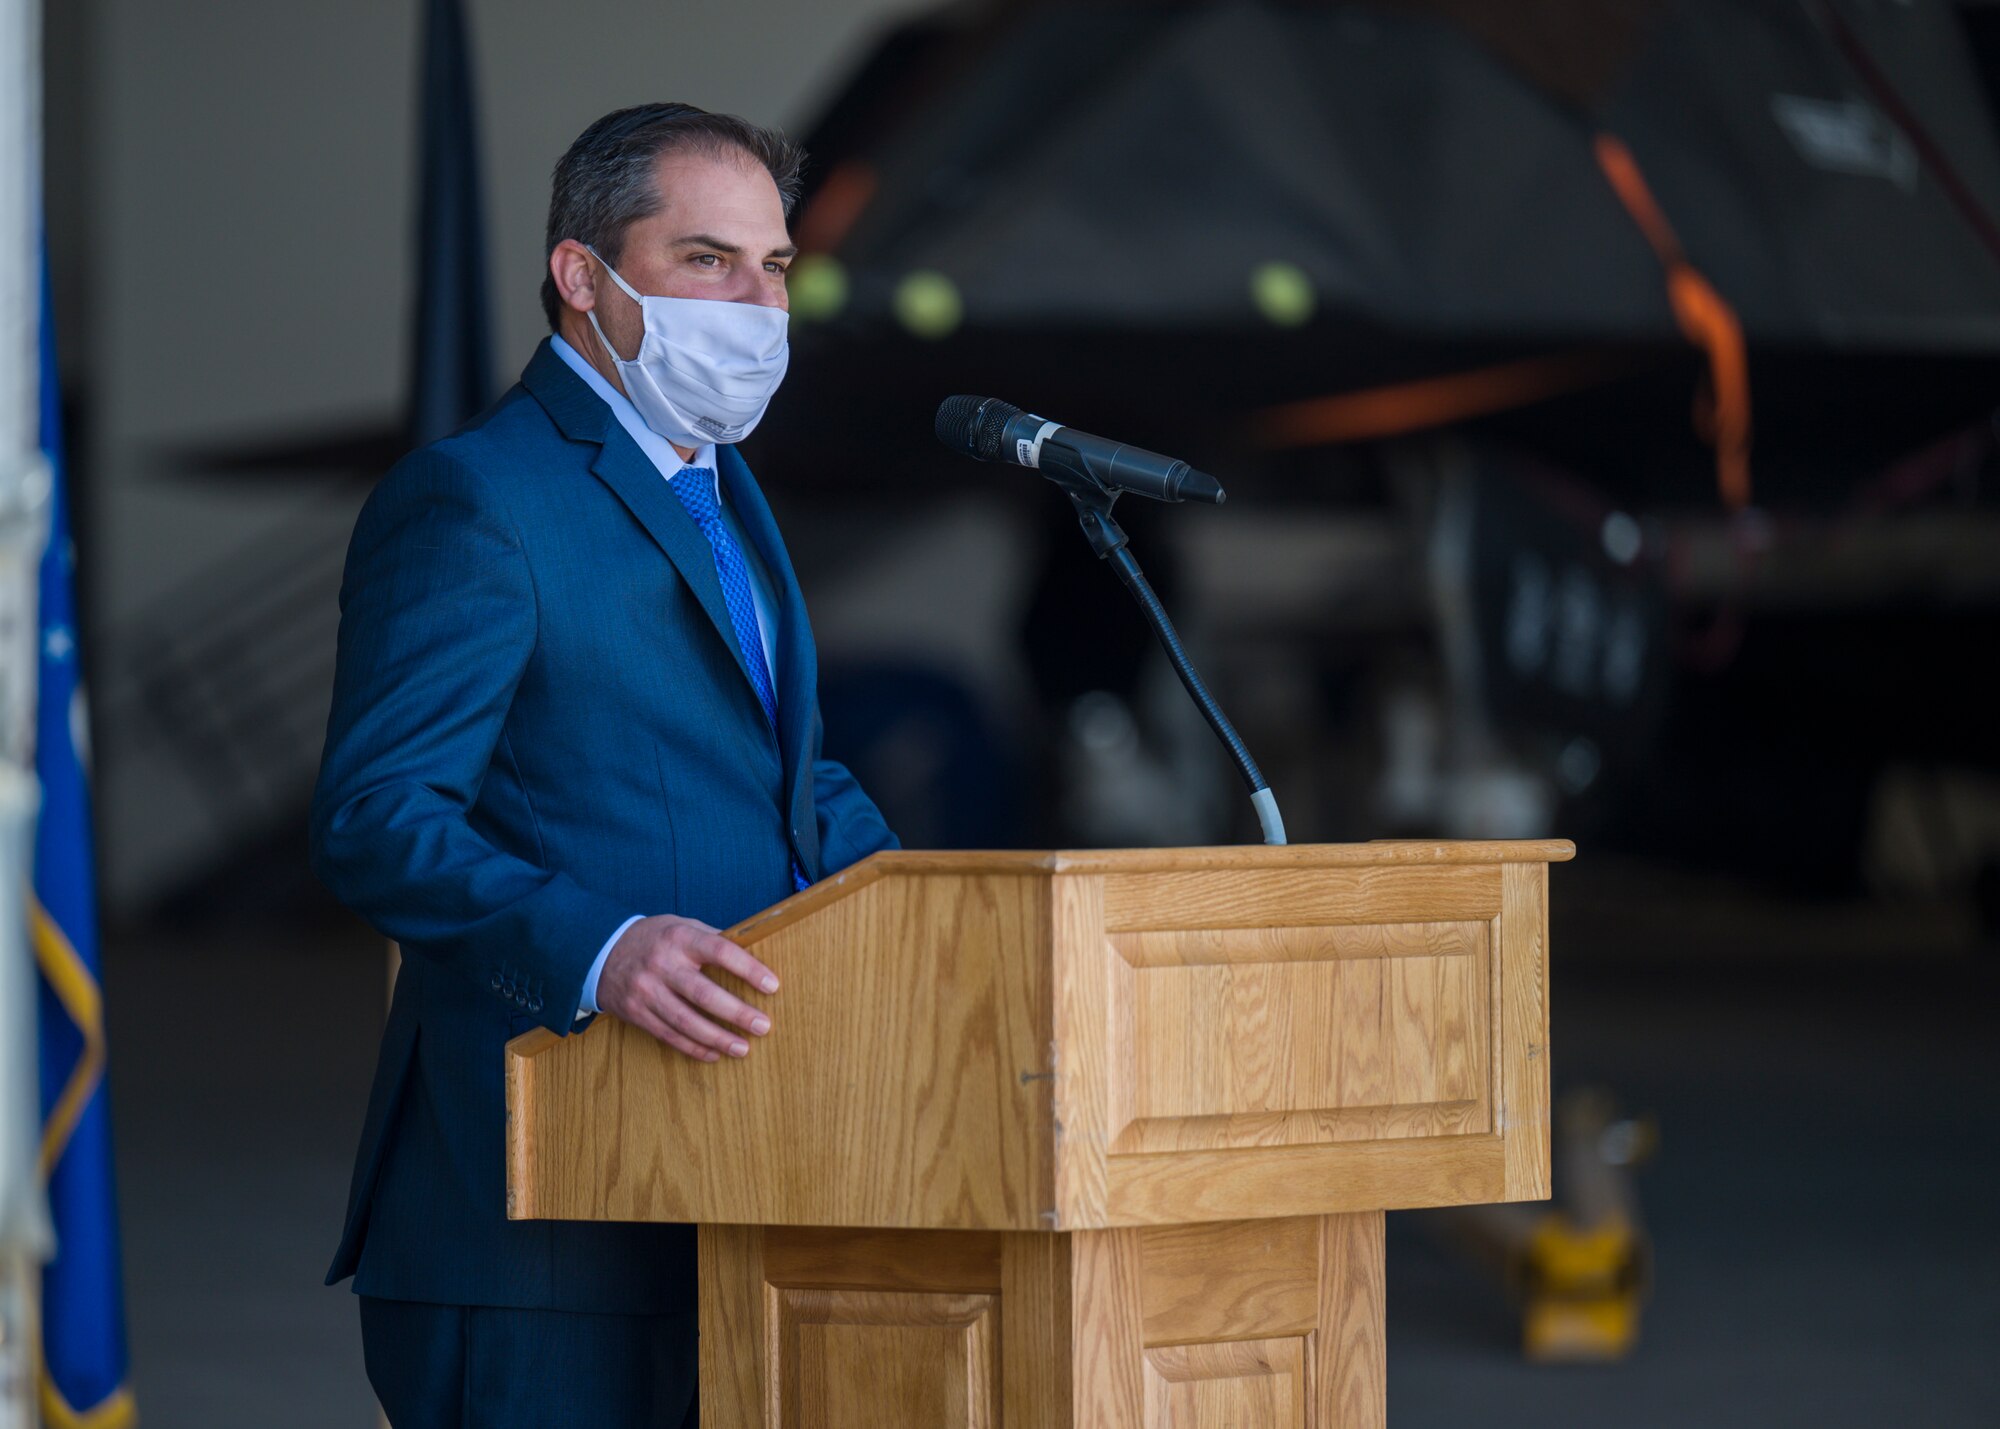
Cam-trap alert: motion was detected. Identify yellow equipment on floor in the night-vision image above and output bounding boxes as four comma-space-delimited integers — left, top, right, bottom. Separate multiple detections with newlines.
1425, 1087, 1657, 1362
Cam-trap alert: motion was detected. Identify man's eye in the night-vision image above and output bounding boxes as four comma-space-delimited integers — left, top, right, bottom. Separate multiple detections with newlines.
692, 254, 720, 267
766, 262, 790, 276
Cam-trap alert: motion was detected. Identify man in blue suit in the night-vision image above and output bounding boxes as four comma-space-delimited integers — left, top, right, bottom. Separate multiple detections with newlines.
311, 103, 897, 1426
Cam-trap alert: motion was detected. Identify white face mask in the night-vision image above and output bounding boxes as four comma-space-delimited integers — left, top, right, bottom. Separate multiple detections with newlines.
584, 244, 790, 447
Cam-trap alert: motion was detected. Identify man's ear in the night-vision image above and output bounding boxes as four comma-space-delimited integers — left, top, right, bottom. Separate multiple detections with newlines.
549, 239, 598, 314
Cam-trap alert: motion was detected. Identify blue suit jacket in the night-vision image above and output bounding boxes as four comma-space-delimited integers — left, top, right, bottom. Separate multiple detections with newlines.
311, 340, 897, 1314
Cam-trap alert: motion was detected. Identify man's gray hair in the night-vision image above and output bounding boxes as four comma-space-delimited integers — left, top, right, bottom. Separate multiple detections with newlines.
541, 102, 805, 330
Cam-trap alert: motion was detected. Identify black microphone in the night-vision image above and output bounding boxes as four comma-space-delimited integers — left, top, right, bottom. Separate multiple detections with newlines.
935, 395, 1225, 504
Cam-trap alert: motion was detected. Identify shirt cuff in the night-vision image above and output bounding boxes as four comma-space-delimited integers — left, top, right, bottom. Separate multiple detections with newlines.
577, 915, 644, 1021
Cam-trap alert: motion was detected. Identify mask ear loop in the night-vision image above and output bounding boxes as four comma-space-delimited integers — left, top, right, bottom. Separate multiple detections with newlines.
582, 244, 647, 304
579, 244, 645, 366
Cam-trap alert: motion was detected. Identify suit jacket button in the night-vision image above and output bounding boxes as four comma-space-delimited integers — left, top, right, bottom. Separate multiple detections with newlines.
529, 997, 543, 1013
490, 974, 502, 991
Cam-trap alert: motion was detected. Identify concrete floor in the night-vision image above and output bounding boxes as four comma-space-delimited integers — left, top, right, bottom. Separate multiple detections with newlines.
105, 919, 381, 1427
102, 861, 1999, 1428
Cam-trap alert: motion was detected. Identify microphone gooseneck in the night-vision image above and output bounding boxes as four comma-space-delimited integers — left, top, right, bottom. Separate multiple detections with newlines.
1105, 546, 1287, 845
933, 395, 1285, 845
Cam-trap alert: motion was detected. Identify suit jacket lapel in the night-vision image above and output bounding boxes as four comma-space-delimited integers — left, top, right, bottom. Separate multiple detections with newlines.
523, 341, 759, 697
592, 433, 762, 695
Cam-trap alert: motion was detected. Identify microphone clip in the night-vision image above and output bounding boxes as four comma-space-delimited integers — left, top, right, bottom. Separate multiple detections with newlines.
1037, 447, 1131, 560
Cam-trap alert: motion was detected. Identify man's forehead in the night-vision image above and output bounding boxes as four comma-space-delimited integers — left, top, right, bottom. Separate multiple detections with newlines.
649, 148, 784, 218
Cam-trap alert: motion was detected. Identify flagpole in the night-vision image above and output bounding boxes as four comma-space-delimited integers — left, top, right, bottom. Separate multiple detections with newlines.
0, 0, 50, 1421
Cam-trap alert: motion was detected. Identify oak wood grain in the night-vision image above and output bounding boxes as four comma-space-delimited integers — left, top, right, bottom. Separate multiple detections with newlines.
508, 843, 1563, 1241
777, 1288, 997, 1428
1072, 1229, 1146, 1428
723, 843, 1571, 947
1110, 920, 1483, 967
502, 1027, 554, 1220
1142, 1338, 1308, 1428
762, 1226, 1001, 1294
1101, 866, 1502, 932
1105, 1135, 1509, 1225
1316, 1213, 1386, 1429
1108, 1101, 1487, 1155
1500, 861, 1553, 1202
697, 1213, 1393, 1427
1117, 931, 1485, 1123
514, 870, 1055, 1229
1064, 841, 1572, 871
1052, 876, 1111, 1228
698, 1225, 766, 1429
1137, 1219, 1320, 1346
1001, 1233, 1073, 1429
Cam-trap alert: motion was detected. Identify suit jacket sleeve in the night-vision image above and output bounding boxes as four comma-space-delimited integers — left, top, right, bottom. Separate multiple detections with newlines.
309, 449, 628, 1032
809, 711, 900, 875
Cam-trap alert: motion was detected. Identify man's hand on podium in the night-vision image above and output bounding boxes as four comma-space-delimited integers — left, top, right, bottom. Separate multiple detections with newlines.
596, 915, 780, 1062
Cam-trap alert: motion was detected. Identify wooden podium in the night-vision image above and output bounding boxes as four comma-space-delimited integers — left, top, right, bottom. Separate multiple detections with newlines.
506, 841, 1570, 1426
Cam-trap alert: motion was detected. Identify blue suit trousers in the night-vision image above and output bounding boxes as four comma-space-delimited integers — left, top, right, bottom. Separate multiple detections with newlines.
360, 1297, 697, 1428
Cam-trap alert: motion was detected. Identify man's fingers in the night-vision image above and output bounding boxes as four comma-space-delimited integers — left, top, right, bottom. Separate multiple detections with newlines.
628, 1004, 719, 1063
648, 987, 750, 1057
697, 933, 780, 995
669, 966, 771, 1036
659, 1025, 718, 1062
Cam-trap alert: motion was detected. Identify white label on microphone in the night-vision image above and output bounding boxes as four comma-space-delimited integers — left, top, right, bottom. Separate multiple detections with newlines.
1023, 419, 1061, 469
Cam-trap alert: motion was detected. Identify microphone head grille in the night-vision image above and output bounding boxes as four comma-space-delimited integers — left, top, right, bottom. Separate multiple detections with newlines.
935, 395, 1022, 462
934, 396, 984, 457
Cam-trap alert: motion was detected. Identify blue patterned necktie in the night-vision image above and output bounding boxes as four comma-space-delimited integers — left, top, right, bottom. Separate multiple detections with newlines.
671, 467, 809, 892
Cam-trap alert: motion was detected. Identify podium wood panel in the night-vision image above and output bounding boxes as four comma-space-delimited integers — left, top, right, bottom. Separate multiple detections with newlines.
1106, 920, 1490, 1146
508, 843, 1568, 1233
510, 869, 1058, 1228
1143, 1340, 1306, 1427
699, 1215, 1386, 1428
776, 1287, 997, 1427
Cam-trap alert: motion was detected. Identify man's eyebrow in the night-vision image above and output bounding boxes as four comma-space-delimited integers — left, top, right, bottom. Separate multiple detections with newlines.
670, 233, 744, 255
670, 234, 799, 260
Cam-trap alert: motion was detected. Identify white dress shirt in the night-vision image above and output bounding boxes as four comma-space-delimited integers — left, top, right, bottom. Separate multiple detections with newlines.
549, 334, 785, 1018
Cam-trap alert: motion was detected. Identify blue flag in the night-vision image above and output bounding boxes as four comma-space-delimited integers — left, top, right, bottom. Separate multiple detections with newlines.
410, 0, 494, 444
33, 250, 135, 1428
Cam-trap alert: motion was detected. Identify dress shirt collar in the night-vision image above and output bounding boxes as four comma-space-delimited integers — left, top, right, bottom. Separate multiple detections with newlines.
549, 333, 718, 495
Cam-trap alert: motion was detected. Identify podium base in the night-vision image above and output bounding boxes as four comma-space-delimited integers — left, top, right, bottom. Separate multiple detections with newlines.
699, 1214, 1385, 1428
